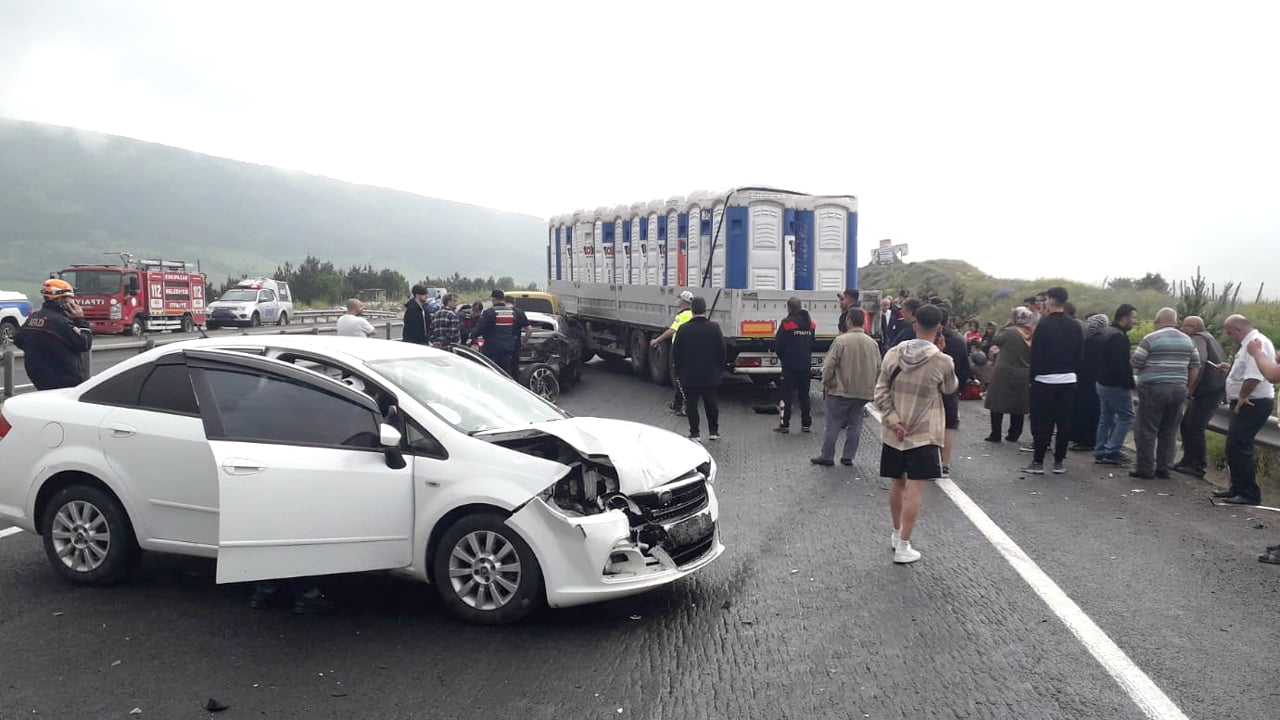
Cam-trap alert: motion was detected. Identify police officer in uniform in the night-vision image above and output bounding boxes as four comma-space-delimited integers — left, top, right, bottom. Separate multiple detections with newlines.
14, 279, 94, 390
471, 289, 529, 378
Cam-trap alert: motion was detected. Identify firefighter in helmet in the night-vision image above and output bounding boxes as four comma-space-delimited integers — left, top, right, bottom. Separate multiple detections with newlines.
13, 278, 95, 390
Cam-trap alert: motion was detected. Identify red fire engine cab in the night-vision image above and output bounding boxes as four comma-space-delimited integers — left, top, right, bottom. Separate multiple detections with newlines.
57, 255, 207, 336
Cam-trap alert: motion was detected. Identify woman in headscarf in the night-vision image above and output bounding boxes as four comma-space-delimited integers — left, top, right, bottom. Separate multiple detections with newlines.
983, 307, 1035, 442
1069, 313, 1110, 451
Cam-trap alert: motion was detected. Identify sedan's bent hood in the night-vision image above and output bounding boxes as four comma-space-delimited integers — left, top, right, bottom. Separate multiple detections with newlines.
489, 417, 708, 494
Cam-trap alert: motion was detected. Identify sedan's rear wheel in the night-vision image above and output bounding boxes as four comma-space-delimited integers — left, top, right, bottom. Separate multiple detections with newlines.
433, 513, 543, 625
41, 485, 139, 586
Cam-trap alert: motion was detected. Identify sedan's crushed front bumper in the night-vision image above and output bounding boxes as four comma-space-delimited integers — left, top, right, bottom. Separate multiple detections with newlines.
506, 486, 723, 609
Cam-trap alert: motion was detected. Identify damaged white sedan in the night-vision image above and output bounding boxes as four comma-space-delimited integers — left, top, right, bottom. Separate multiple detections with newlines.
0, 336, 723, 624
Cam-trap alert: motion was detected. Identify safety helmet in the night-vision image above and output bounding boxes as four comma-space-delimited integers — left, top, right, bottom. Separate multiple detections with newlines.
679, 290, 694, 303
41, 278, 75, 299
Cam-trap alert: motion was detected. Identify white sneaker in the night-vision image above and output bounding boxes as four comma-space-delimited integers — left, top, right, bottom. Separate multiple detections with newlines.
890, 529, 900, 551
893, 540, 922, 564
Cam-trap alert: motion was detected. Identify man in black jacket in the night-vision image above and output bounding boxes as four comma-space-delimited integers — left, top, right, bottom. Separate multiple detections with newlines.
672, 296, 726, 442
1024, 286, 1084, 475
1174, 315, 1226, 478
937, 307, 971, 477
471, 289, 529, 378
774, 297, 816, 433
14, 278, 94, 390
1094, 304, 1139, 465
402, 284, 430, 344
887, 297, 922, 350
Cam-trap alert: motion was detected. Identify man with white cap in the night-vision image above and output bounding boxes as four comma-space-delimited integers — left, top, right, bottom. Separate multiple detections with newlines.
651, 290, 696, 415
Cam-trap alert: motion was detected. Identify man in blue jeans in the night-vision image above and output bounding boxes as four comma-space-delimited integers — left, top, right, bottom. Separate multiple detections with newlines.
1095, 304, 1139, 465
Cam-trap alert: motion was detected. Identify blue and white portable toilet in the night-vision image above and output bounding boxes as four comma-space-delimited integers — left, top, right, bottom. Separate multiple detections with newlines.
610, 205, 628, 285
628, 202, 646, 284
647, 199, 666, 286
664, 196, 683, 286
684, 191, 707, 288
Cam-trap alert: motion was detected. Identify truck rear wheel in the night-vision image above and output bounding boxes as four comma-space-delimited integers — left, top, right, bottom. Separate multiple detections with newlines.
180, 315, 194, 333
629, 332, 650, 377
648, 341, 671, 386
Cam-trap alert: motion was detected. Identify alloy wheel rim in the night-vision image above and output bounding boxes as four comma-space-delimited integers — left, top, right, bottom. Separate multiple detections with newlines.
50, 500, 110, 572
448, 530, 521, 610
529, 367, 557, 400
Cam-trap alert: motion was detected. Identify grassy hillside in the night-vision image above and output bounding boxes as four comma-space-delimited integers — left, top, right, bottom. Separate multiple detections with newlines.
858, 259, 1177, 326
0, 119, 547, 300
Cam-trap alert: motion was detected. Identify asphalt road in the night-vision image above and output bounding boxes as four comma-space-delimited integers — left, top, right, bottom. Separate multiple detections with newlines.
1, 363, 1278, 719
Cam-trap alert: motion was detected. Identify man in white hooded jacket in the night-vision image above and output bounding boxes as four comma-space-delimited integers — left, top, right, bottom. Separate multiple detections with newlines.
874, 304, 959, 564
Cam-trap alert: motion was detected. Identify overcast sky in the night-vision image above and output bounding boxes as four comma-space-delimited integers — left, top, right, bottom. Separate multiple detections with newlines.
2, 1, 1277, 295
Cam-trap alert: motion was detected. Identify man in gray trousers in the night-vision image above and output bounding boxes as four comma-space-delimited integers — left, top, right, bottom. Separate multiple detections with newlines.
812, 308, 882, 466
1129, 307, 1201, 479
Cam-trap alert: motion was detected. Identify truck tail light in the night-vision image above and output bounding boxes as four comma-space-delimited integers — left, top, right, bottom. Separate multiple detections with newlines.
0, 411, 11, 440
734, 357, 762, 368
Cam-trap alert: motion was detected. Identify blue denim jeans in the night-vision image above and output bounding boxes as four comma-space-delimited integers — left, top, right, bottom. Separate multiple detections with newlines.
1095, 383, 1135, 457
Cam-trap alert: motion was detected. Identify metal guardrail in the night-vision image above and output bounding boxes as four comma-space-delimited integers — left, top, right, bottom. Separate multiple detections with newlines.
1207, 404, 1280, 450
291, 309, 399, 324
2, 320, 404, 399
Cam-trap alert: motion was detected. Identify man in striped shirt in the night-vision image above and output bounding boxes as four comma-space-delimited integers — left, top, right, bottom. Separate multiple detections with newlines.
1129, 307, 1201, 479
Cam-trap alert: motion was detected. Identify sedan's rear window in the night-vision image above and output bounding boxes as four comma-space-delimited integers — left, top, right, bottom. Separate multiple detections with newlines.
511, 297, 553, 314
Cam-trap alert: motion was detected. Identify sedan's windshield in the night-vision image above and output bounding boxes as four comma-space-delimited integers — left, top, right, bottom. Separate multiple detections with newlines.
218, 289, 258, 302
62, 270, 122, 295
372, 355, 566, 434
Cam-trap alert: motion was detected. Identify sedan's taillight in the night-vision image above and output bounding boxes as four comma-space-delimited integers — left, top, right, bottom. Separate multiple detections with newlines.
0, 411, 10, 440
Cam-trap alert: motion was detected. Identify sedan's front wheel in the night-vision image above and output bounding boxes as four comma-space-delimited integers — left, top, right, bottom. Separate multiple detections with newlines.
41, 484, 139, 586
433, 513, 543, 625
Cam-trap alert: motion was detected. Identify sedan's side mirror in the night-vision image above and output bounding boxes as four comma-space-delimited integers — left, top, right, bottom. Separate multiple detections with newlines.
380, 423, 406, 469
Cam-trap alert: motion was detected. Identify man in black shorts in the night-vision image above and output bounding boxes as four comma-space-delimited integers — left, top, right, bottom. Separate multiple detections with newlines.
873, 304, 958, 564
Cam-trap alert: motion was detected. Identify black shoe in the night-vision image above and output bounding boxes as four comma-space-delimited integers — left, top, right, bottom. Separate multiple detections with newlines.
840, 458, 853, 466
983, 435, 1002, 443
1259, 549, 1280, 565
773, 426, 790, 434
1154, 470, 1172, 479
801, 426, 812, 434
1128, 470, 1155, 480
1069, 443, 1094, 452
292, 591, 336, 615
1211, 489, 1236, 499
1096, 454, 1131, 466
810, 457, 834, 466
1173, 465, 1206, 479
1220, 495, 1258, 505
249, 586, 281, 610
674, 409, 687, 417
1005, 435, 1020, 443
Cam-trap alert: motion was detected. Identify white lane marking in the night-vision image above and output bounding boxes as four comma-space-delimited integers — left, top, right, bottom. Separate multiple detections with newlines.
0, 527, 23, 539
1211, 501, 1280, 513
937, 478, 1189, 720
866, 404, 1188, 720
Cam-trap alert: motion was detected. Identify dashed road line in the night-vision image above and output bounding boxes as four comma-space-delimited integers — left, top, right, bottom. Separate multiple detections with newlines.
867, 404, 1189, 720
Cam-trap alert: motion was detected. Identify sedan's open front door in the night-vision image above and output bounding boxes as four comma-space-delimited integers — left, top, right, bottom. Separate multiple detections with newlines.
184, 349, 414, 583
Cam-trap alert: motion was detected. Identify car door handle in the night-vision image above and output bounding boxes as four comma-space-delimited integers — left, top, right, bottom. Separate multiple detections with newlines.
221, 459, 267, 476
108, 423, 136, 438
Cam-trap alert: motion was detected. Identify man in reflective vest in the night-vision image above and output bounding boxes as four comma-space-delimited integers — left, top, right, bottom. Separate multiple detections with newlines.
651, 290, 695, 415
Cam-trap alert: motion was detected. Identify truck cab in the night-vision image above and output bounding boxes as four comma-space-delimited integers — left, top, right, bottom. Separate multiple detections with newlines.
206, 278, 294, 329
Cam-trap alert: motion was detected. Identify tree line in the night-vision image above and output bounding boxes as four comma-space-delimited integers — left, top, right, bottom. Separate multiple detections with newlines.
207, 257, 539, 306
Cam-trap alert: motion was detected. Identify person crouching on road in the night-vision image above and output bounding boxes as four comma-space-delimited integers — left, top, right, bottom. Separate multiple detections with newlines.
811, 308, 880, 467
14, 278, 94, 390
774, 297, 816, 434
336, 298, 377, 338
874, 304, 958, 565
672, 296, 725, 442
651, 290, 695, 416
430, 293, 462, 348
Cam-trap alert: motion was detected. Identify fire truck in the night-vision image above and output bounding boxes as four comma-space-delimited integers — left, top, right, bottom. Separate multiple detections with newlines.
57, 254, 207, 336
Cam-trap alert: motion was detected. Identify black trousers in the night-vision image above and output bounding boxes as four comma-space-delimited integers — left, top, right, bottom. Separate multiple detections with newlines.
1178, 391, 1223, 474
684, 386, 720, 437
1070, 379, 1100, 446
778, 369, 812, 428
990, 412, 1025, 441
1030, 381, 1076, 463
482, 348, 516, 379
1226, 398, 1274, 503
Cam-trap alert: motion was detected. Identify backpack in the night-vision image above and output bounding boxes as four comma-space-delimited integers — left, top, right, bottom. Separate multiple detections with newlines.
1195, 331, 1226, 396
